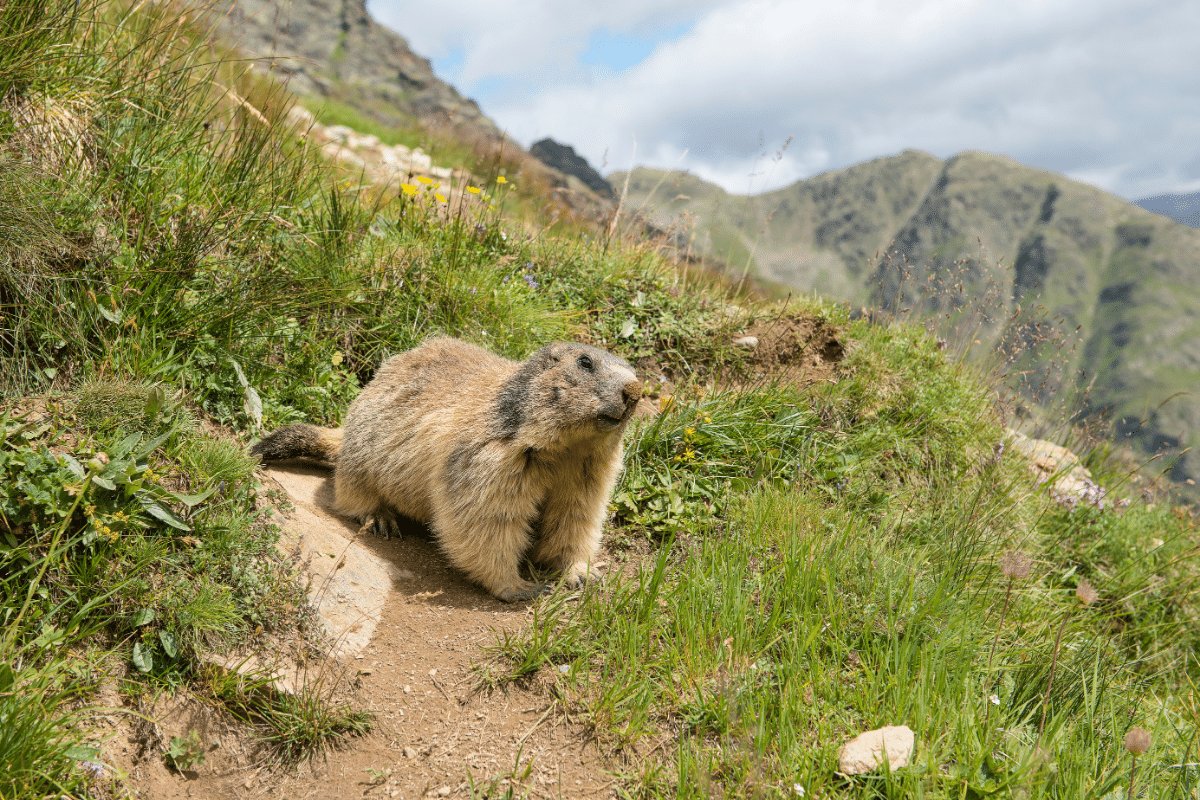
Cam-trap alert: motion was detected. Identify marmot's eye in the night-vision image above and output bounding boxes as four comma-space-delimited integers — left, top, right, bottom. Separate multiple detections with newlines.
578, 354, 594, 372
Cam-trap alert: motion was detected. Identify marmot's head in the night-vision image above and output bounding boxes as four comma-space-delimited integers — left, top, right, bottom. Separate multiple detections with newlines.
498, 342, 642, 443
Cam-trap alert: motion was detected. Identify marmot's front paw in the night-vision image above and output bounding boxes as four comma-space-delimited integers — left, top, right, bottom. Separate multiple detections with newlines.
561, 561, 600, 590
493, 580, 551, 603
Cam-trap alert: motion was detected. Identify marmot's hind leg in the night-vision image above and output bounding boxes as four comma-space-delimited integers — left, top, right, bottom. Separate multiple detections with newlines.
333, 471, 403, 538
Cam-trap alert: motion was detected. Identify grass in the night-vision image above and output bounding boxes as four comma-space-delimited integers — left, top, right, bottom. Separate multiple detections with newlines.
0, 0, 1197, 797
485, 329, 1200, 798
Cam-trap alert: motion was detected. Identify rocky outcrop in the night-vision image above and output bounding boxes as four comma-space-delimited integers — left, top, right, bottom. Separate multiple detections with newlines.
196, 0, 619, 223
530, 139, 615, 200
286, 106, 458, 188
201, 0, 500, 144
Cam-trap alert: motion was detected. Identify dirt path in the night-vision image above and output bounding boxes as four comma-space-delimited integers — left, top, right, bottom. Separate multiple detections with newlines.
269, 523, 615, 800
103, 463, 617, 800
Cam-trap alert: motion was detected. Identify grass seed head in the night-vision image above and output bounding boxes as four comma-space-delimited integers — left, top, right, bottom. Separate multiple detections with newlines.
1124, 727, 1151, 755
1075, 578, 1098, 606
1000, 550, 1032, 579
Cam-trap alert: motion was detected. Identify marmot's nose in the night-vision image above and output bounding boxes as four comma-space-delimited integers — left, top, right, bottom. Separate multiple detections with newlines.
622, 379, 643, 413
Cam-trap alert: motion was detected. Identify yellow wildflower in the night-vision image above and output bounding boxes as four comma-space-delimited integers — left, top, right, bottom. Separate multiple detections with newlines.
416, 175, 434, 185
435, 193, 447, 202
495, 175, 508, 184
400, 183, 418, 196
466, 186, 481, 194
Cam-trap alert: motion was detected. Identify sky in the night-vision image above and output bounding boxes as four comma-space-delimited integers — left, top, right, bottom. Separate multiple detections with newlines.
366, 0, 1200, 201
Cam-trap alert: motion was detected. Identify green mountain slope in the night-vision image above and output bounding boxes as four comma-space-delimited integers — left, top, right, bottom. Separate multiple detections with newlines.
616, 151, 1200, 490
613, 150, 944, 301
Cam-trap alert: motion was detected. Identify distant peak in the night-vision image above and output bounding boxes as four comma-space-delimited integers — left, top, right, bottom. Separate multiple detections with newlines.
530, 139, 615, 200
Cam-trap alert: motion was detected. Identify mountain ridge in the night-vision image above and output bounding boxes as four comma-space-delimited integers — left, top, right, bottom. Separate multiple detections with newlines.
203, 0, 500, 143
614, 152, 1200, 491
1135, 190, 1200, 228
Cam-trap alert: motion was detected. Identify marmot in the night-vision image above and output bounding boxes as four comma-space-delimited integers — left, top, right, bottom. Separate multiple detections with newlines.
251, 337, 643, 602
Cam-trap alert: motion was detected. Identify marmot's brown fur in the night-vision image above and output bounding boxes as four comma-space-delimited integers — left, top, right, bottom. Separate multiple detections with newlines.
251, 337, 643, 602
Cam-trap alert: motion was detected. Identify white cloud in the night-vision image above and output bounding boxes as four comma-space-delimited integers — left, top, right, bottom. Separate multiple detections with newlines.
368, 0, 1200, 199
367, 0, 723, 86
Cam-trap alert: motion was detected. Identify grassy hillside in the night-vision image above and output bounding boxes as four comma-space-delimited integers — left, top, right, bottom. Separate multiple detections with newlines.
1, 2, 1198, 798
872, 152, 1200, 493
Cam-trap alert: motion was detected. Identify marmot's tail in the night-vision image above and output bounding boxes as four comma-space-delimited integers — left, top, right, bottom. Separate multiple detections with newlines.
250, 424, 343, 464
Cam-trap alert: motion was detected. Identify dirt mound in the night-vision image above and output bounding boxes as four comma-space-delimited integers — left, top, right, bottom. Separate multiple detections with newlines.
741, 315, 845, 384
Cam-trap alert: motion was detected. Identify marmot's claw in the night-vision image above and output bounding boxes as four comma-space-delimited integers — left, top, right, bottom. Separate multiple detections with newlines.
561, 573, 588, 590
561, 562, 600, 590
362, 511, 402, 539
495, 581, 551, 603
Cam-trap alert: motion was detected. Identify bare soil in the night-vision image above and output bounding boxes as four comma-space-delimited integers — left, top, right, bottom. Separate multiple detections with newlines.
740, 314, 845, 387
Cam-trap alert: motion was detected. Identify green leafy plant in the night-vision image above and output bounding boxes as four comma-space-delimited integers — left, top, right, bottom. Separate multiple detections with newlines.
166, 729, 206, 771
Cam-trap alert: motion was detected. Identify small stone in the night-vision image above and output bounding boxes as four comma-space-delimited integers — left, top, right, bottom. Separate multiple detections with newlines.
403, 746, 419, 759
733, 335, 759, 349
837, 725, 915, 774
436, 787, 452, 797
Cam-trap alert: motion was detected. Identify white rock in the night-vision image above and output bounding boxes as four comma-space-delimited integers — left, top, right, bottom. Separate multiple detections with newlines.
380, 145, 413, 166
837, 725, 915, 774
263, 464, 399, 657
408, 152, 434, 172
319, 142, 365, 170
325, 125, 355, 143
286, 105, 315, 129
733, 335, 759, 349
